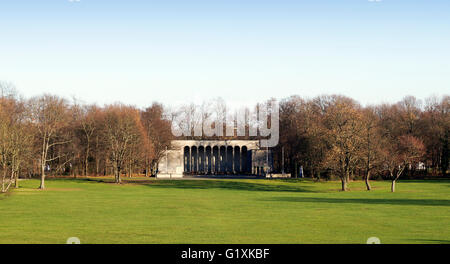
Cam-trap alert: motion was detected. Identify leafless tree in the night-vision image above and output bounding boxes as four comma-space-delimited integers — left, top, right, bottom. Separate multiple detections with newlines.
383, 135, 426, 192
102, 104, 144, 183
321, 96, 364, 191
73, 102, 99, 176
141, 103, 172, 176
29, 95, 70, 189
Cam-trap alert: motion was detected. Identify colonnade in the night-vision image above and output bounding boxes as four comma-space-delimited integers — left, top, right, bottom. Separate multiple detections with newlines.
183, 145, 251, 174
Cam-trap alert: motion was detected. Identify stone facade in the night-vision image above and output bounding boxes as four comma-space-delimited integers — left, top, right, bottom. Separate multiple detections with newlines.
157, 140, 273, 178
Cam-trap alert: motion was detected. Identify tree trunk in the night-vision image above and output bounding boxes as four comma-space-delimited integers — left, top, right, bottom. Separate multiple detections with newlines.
391, 180, 396, 192
115, 163, 121, 184
14, 171, 19, 188
85, 139, 90, 176
341, 177, 348, 191
96, 158, 99, 176
365, 170, 372, 191
129, 159, 132, 178
85, 153, 89, 176
95, 135, 99, 176
294, 163, 298, 179
40, 138, 47, 189
342, 170, 350, 191
40, 163, 45, 189
1, 166, 6, 193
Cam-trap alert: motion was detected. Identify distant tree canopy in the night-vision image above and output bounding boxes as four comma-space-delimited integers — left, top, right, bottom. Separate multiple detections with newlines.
276, 94, 448, 191
0, 82, 174, 191
0, 81, 448, 192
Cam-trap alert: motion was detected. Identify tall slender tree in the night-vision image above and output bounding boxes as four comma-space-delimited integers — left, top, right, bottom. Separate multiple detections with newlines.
29, 95, 70, 189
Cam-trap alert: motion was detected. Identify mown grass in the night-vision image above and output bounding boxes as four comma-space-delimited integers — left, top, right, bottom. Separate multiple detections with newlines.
0, 177, 449, 244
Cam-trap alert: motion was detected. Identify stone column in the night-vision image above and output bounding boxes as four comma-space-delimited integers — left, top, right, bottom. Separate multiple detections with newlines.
194, 147, 198, 173
203, 146, 207, 174
191, 147, 193, 173
217, 146, 220, 173
188, 147, 191, 173
209, 147, 212, 174
196, 147, 199, 173
224, 144, 228, 174
213, 147, 216, 174
190, 147, 192, 173
232, 147, 235, 174
238, 147, 241, 173
211, 147, 215, 174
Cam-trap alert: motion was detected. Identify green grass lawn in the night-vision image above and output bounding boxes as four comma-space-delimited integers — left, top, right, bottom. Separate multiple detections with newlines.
0, 177, 449, 244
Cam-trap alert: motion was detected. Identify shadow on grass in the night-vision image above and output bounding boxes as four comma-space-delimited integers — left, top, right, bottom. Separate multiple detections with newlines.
265, 197, 450, 206
408, 179, 450, 182
397, 179, 450, 185
410, 239, 450, 244
146, 180, 317, 193
0, 193, 9, 200
72, 177, 317, 193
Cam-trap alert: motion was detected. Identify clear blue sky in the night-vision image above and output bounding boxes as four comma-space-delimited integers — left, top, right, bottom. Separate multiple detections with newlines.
0, 0, 449, 107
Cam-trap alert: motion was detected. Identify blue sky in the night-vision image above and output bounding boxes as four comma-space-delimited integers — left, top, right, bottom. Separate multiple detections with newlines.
0, 0, 449, 107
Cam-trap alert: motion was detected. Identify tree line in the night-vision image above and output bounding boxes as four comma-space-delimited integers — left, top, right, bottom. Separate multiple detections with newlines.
0, 81, 448, 192
167, 94, 448, 192
276, 95, 449, 191
0, 82, 172, 192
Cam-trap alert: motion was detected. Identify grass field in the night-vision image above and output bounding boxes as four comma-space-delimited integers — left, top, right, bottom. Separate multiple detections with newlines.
0, 177, 449, 244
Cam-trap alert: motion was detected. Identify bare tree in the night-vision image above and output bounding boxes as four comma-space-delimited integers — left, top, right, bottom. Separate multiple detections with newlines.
73, 103, 99, 176
102, 104, 144, 183
0, 98, 14, 192
360, 107, 384, 191
9, 102, 33, 189
0, 81, 17, 99
29, 95, 70, 189
0, 86, 33, 192
141, 103, 172, 176
322, 96, 364, 191
383, 135, 425, 192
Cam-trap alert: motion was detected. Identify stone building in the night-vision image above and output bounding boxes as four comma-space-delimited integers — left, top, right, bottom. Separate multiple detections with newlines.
157, 140, 273, 178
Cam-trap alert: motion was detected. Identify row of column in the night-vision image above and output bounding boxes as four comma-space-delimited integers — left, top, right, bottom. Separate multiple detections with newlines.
184, 146, 251, 174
